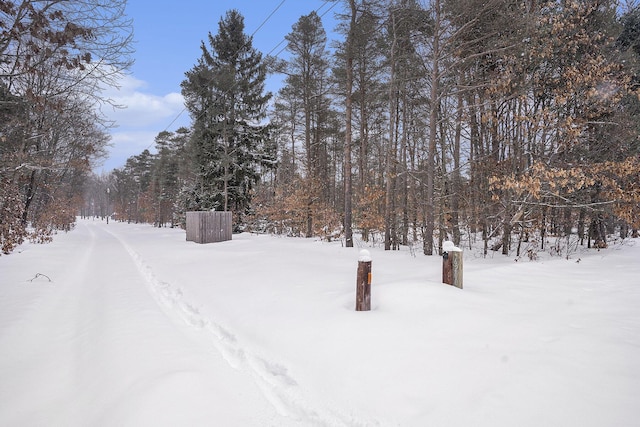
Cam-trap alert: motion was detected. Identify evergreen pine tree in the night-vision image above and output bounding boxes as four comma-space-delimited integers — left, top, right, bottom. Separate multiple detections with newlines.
181, 10, 274, 220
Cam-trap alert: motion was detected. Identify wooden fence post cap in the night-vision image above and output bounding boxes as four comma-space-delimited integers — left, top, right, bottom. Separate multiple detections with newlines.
358, 249, 372, 262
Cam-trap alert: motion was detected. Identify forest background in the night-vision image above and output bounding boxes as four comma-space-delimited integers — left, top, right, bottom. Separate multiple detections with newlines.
2, 0, 640, 257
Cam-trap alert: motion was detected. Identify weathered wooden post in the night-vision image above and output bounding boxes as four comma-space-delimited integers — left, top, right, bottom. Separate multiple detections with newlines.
442, 241, 463, 289
356, 249, 372, 311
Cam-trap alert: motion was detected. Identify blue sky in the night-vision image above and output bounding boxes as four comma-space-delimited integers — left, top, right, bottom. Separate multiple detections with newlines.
97, 0, 340, 173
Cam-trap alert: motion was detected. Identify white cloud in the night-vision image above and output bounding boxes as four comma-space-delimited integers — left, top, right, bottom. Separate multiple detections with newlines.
101, 75, 187, 128
94, 74, 191, 173
109, 130, 158, 156
93, 130, 158, 173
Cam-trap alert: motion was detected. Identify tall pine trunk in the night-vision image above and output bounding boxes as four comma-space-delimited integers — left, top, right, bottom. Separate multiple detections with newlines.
385, 9, 398, 251
451, 90, 463, 246
343, 0, 356, 248
424, 0, 440, 255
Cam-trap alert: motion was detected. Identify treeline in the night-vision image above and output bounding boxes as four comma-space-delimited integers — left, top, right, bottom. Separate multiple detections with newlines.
0, 0, 133, 254
1, 1, 635, 257
83, 129, 192, 227
105, 0, 640, 256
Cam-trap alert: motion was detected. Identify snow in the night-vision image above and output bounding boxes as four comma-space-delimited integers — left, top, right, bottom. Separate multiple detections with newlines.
358, 249, 372, 262
442, 240, 462, 252
1, 218, 639, 426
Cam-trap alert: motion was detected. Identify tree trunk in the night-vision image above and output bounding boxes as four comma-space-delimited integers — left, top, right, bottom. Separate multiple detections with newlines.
385, 10, 398, 251
21, 170, 37, 226
343, 0, 356, 248
589, 183, 607, 249
451, 90, 463, 246
578, 207, 586, 246
424, 0, 441, 255
590, 214, 607, 248
306, 201, 313, 238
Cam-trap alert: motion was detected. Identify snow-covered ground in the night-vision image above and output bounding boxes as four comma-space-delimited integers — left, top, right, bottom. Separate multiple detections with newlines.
1, 218, 639, 426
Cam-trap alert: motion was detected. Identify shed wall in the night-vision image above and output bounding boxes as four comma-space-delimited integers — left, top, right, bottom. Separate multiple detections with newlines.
186, 211, 232, 243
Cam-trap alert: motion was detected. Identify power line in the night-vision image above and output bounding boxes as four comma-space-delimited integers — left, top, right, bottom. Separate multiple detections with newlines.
150, 1, 291, 148
251, 0, 287, 38
269, 0, 338, 58
155, 0, 338, 149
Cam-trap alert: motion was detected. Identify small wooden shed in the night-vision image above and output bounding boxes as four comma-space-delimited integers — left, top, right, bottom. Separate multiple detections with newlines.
186, 211, 232, 244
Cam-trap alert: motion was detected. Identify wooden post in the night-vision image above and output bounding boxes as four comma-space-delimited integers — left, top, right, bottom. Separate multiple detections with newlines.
356, 250, 372, 311
442, 241, 463, 289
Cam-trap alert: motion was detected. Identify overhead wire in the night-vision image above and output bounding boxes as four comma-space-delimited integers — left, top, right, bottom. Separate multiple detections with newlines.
153, 0, 338, 150
269, 0, 338, 58
251, 0, 287, 38
149, 0, 292, 145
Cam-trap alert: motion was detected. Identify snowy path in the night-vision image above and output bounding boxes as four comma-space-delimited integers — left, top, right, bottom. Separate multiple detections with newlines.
2, 218, 640, 426
0, 220, 306, 426
105, 223, 355, 426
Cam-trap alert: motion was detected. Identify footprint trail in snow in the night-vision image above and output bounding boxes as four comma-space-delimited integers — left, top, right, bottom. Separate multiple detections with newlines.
108, 230, 362, 427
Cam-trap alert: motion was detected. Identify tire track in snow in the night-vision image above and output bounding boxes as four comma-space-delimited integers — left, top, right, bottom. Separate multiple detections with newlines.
104, 228, 363, 427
